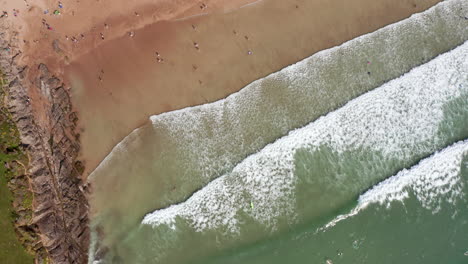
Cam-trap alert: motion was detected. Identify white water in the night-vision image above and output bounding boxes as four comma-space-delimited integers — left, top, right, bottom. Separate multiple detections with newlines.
143, 40, 468, 239
359, 141, 467, 212
321, 139, 468, 231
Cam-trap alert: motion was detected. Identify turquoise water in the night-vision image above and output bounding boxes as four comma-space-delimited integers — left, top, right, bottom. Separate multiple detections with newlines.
88, 0, 468, 263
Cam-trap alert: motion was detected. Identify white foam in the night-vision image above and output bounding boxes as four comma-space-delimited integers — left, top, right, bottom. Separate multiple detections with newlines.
358, 140, 468, 211
143, 41, 468, 234
322, 139, 468, 231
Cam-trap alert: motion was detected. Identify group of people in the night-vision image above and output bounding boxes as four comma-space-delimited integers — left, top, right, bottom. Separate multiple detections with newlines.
199, 3, 208, 10
0, 9, 20, 18
41, 18, 53, 31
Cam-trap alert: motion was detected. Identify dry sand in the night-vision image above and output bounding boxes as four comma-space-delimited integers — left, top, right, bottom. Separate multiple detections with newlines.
1, 0, 441, 177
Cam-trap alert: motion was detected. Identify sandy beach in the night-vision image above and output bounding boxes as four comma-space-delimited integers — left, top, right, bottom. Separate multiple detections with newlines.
2, 0, 441, 176
59, 0, 440, 176
1, 0, 457, 262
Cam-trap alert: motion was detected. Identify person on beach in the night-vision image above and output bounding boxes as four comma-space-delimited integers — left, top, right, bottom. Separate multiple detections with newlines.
154, 52, 163, 63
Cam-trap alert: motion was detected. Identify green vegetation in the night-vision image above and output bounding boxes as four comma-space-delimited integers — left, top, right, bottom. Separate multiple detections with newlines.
0, 71, 34, 263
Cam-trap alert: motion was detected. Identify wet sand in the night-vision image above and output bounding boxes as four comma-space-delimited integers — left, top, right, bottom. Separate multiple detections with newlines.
66, 0, 440, 176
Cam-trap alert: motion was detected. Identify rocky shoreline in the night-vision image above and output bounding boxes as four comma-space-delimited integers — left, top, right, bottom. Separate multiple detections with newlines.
1, 22, 89, 264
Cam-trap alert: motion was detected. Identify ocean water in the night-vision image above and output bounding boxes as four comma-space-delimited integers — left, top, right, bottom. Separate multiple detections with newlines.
88, 0, 468, 263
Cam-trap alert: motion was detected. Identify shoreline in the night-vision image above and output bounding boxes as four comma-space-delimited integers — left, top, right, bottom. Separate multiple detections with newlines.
2, 0, 442, 177
68, 0, 441, 176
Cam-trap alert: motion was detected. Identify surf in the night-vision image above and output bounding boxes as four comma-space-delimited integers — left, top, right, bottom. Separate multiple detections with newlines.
88, 0, 468, 262
127, 40, 466, 264
199, 140, 468, 264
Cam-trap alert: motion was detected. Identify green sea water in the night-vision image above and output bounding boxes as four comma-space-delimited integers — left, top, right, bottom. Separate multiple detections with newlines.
196, 142, 468, 264
88, 1, 468, 263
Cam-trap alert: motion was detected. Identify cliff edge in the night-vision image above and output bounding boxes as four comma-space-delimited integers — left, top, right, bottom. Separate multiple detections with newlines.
1, 20, 88, 264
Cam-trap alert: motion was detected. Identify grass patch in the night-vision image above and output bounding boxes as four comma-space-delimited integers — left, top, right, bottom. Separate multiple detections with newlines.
0, 70, 35, 263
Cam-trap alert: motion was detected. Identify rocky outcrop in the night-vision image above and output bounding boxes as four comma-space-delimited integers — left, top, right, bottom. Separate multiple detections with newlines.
1, 23, 88, 264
